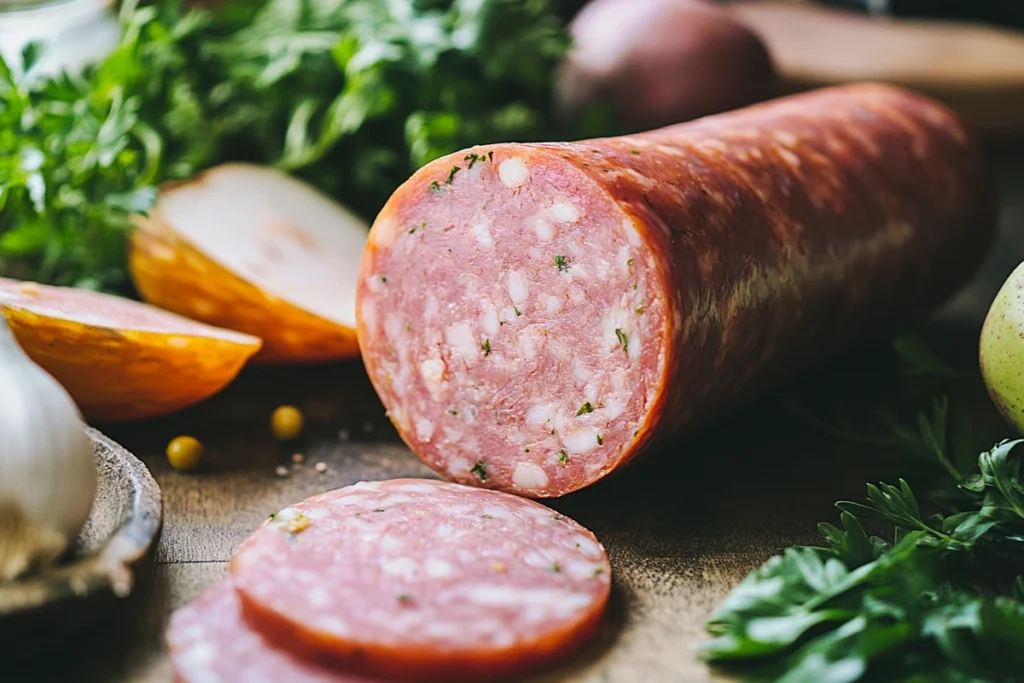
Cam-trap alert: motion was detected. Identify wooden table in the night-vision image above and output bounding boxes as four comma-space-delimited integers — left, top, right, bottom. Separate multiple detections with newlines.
9, 146, 1024, 683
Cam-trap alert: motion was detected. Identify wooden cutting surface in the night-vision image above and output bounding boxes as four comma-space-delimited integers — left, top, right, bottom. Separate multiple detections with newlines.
7, 145, 1024, 682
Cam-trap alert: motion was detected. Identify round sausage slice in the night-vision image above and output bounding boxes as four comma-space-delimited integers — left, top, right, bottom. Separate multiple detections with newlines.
229, 479, 612, 682
167, 581, 374, 683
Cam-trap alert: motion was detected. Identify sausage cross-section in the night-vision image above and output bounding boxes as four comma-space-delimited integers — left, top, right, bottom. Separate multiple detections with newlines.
356, 83, 995, 498
229, 479, 611, 681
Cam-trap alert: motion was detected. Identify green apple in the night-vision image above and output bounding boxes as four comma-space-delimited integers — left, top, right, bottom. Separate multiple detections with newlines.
980, 260, 1024, 434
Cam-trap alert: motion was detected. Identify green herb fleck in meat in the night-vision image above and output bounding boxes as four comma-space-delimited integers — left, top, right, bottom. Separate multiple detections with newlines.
558, 449, 569, 464
551, 562, 562, 573
446, 166, 462, 184
615, 328, 628, 352
635, 305, 644, 314
481, 339, 491, 356
597, 434, 603, 445
514, 306, 522, 317
576, 402, 594, 416
554, 255, 569, 272
448, 409, 458, 416
374, 508, 386, 513
471, 460, 488, 482
464, 153, 486, 169
397, 593, 412, 604
429, 181, 442, 192
627, 258, 634, 266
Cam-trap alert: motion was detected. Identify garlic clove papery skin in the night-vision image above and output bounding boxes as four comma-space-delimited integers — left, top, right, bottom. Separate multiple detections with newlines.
0, 315, 97, 581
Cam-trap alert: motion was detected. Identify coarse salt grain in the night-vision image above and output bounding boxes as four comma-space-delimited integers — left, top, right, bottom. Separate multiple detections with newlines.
315, 462, 328, 473
275, 466, 289, 477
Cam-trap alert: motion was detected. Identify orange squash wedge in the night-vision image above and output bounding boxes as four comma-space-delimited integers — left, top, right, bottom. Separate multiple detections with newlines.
0, 278, 261, 422
129, 164, 368, 364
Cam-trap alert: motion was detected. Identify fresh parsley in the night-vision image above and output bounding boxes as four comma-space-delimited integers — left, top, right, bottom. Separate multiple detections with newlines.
470, 459, 487, 482
1, 0, 603, 291
701, 336, 1024, 682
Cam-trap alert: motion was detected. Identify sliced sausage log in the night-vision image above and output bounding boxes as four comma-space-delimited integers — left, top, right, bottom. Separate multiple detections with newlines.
229, 479, 612, 682
356, 83, 996, 498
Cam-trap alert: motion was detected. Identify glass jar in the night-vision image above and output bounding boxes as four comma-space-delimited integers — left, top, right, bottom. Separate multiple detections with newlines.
0, 0, 119, 77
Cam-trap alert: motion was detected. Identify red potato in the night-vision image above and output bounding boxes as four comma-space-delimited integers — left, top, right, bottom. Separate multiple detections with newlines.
558, 0, 779, 129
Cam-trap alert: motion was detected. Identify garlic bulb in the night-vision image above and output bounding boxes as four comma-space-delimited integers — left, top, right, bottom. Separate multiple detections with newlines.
0, 315, 96, 581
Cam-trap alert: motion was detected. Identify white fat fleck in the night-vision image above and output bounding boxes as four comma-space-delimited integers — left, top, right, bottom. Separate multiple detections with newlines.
276, 507, 300, 521
572, 359, 592, 386
393, 482, 440, 494
433, 524, 455, 538
527, 403, 558, 425
471, 221, 494, 249
465, 585, 580, 608
419, 358, 446, 386
382, 557, 418, 580
506, 270, 529, 304
354, 481, 383, 490
498, 157, 529, 188
367, 274, 386, 294
534, 218, 555, 242
564, 428, 600, 454
602, 395, 627, 420
574, 535, 603, 560
568, 285, 586, 304
513, 462, 549, 490
424, 295, 440, 321
380, 535, 404, 553
618, 246, 632, 269
424, 557, 456, 579
519, 329, 540, 362
523, 549, 558, 569
481, 308, 500, 336
308, 587, 331, 607
545, 295, 563, 314
360, 299, 378, 337
389, 403, 410, 433
601, 308, 631, 351
480, 505, 512, 520
180, 642, 217, 670
317, 616, 350, 635
445, 322, 479, 360
448, 457, 472, 477
304, 507, 330, 520
566, 560, 605, 581
623, 218, 642, 247
384, 314, 402, 342
415, 417, 435, 442
523, 606, 550, 624
549, 202, 580, 223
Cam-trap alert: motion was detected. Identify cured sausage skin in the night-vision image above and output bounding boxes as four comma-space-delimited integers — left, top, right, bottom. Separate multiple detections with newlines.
229, 480, 611, 682
356, 83, 995, 498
